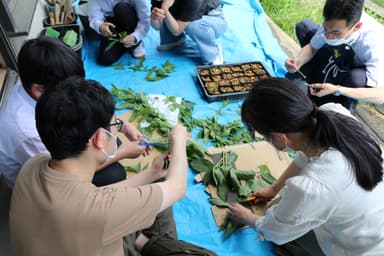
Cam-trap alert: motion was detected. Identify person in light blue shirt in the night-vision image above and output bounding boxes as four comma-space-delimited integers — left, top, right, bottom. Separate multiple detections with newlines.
88, 0, 150, 65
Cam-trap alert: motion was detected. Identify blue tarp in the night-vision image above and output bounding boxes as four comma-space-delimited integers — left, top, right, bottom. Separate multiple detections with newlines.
82, 0, 288, 255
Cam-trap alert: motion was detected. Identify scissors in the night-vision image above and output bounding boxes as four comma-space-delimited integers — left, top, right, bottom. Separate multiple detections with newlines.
245, 196, 256, 203
138, 139, 169, 147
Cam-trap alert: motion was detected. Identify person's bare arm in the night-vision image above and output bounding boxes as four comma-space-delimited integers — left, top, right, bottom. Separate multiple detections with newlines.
251, 162, 300, 204
150, 7, 164, 30
285, 44, 317, 73
310, 83, 384, 105
156, 124, 188, 212
163, 9, 190, 36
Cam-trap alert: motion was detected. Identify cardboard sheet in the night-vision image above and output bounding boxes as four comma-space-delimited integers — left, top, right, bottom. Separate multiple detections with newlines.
196, 141, 291, 226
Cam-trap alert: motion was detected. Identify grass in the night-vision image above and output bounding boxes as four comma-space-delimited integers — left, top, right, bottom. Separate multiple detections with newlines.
260, 0, 324, 42
260, 0, 384, 40
365, 7, 384, 25
372, 0, 384, 7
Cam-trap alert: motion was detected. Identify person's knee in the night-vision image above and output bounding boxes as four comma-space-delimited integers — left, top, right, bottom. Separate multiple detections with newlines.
114, 2, 135, 16
92, 162, 126, 186
97, 55, 117, 66
347, 68, 367, 87
186, 21, 214, 41
295, 19, 318, 47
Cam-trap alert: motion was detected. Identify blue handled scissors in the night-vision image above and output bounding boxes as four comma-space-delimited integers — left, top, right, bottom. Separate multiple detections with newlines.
138, 139, 169, 147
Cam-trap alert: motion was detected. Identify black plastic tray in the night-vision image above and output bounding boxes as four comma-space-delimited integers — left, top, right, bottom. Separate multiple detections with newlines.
195, 61, 271, 102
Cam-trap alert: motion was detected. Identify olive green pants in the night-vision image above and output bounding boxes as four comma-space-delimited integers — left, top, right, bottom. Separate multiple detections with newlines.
123, 206, 177, 256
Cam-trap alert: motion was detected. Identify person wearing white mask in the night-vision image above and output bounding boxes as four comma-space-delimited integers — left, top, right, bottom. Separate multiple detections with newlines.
285, 0, 384, 112
9, 77, 199, 256
228, 78, 384, 255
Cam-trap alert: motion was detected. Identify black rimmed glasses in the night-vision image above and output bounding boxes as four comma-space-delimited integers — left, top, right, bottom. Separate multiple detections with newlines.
109, 118, 124, 132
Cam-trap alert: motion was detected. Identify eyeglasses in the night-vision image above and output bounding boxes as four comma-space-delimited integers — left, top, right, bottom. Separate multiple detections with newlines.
109, 118, 124, 131
321, 23, 354, 38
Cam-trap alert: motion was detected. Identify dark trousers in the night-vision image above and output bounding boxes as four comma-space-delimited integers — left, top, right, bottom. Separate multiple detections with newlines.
98, 2, 139, 65
275, 231, 325, 256
289, 19, 367, 111
92, 162, 127, 186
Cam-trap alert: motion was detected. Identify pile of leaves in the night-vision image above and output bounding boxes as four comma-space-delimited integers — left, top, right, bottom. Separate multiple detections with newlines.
190, 150, 276, 239
111, 84, 206, 160
111, 85, 257, 148
114, 59, 176, 82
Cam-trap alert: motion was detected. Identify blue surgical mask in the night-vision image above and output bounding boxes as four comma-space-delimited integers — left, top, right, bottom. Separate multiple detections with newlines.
101, 129, 117, 162
325, 38, 348, 46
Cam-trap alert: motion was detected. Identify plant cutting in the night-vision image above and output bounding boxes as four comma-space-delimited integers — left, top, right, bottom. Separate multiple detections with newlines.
104, 31, 128, 52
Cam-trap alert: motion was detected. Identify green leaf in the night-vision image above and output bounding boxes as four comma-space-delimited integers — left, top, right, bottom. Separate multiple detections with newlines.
114, 63, 125, 70
124, 163, 141, 173
104, 40, 117, 53
258, 164, 276, 184
190, 159, 214, 173
236, 170, 256, 181
229, 168, 241, 190
217, 182, 229, 201
208, 197, 230, 208
223, 219, 243, 240
202, 168, 214, 186
238, 184, 252, 197
213, 166, 225, 186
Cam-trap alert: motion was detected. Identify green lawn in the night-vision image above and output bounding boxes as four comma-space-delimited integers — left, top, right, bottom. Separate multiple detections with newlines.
260, 0, 384, 40
260, 0, 324, 42
372, 0, 384, 7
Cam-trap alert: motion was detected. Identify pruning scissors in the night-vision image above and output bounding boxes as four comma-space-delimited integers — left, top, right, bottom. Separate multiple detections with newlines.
245, 196, 256, 203
138, 139, 169, 147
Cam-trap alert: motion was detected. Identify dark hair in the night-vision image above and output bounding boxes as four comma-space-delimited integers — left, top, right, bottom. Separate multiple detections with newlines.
241, 78, 383, 191
17, 37, 85, 92
35, 77, 115, 160
323, 0, 364, 27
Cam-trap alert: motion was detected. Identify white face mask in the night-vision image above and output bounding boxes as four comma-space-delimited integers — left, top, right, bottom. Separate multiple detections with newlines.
325, 38, 348, 46
282, 141, 294, 152
325, 29, 360, 46
268, 137, 293, 152
101, 129, 117, 162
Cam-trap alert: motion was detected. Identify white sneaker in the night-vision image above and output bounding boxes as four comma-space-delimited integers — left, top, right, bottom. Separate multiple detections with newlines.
132, 41, 145, 59
157, 37, 186, 51
212, 44, 224, 65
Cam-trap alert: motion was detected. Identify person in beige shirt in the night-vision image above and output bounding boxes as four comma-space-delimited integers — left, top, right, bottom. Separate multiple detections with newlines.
10, 77, 188, 256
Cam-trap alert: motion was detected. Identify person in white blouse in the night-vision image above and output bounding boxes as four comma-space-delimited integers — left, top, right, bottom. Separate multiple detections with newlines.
229, 77, 384, 255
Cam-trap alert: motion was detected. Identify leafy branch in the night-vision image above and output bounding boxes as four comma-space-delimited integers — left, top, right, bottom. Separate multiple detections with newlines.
113, 59, 176, 82
105, 31, 128, 52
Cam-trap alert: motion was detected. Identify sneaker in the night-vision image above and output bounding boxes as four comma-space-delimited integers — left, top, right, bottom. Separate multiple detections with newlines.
157, 37, 186, 51
212, 44, 224, 65
132, 41, 145, 59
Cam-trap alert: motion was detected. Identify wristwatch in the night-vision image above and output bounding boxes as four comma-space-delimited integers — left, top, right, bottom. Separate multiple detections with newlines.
334, 85, 341, 96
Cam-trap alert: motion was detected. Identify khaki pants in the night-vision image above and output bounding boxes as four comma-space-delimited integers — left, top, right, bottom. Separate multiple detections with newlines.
123, 206, 177, 256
